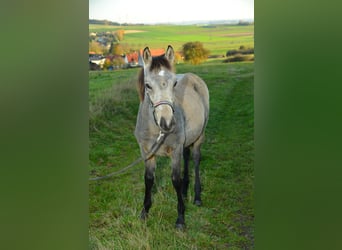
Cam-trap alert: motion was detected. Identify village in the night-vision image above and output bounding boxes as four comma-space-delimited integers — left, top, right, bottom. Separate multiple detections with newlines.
89, 30, 172, 70
89, 48, 167, 70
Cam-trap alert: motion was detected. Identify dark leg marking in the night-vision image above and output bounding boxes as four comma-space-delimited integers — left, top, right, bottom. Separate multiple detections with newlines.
172, 148, 186, 229
182, 147, 190, 199
172, 176, 185, 229
140, 158, 156, 220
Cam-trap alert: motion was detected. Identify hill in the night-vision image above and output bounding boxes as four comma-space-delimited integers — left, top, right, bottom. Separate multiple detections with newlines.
89, 23, 254, 56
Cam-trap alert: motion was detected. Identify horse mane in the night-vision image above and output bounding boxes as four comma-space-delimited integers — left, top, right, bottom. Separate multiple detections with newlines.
137, 69, 145, 101
137, 54, 173, 102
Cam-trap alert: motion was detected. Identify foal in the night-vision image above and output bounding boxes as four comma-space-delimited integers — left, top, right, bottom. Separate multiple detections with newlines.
135, 45, 209, 228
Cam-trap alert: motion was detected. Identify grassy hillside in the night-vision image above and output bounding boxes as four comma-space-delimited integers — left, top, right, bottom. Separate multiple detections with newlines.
89, 24, 254, 55
89, 60, 254, 249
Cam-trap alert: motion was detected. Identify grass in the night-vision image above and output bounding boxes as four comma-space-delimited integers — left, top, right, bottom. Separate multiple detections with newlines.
89, 60, 254, 249
89, 24, 254, 55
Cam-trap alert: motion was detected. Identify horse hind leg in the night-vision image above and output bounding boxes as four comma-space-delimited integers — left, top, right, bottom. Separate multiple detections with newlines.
193, 135, 204, 206
171, 147, 186, 229
182, 146, 190, 199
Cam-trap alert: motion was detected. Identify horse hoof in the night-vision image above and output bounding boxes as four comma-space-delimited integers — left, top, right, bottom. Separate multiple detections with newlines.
175, 223, 185, 230
194, 200, 202, 206
140, 210, 148, 220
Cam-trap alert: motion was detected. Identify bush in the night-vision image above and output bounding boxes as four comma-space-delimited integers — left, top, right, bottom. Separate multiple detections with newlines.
182, 41, 210, 65
226, 47, 254, 57
103, 58, 113, 70
112, 57, 125, 68
223, 54, 254, 63
226, 49, 238, 56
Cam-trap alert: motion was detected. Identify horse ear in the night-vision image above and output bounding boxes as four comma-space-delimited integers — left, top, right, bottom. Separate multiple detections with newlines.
165, 45, 174, 64
143, 47, 152, 66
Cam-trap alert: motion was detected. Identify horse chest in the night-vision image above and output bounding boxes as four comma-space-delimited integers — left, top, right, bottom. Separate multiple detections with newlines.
158, 144, 174, 157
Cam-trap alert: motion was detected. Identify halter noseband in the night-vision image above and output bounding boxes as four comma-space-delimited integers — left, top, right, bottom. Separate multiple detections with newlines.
149, 99, 175, 128
152, 100, 175, 113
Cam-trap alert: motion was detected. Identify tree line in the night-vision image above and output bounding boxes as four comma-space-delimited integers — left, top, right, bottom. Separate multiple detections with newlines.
89, 19, 120, 26
89, 19, 146, 26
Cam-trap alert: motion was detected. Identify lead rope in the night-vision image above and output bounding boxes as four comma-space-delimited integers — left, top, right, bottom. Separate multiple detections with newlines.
89, 131, 167, 181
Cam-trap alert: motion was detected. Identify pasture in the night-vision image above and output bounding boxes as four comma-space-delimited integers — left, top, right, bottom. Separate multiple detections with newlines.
89, 24, 254, 55
89, 60, 254, 249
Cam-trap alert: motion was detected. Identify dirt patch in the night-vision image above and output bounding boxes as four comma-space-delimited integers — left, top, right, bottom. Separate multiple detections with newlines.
124, 30, 146, 34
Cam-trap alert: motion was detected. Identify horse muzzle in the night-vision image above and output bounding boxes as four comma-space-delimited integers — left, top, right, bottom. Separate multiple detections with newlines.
152, 101, 176, 133
159, 116, 176, 133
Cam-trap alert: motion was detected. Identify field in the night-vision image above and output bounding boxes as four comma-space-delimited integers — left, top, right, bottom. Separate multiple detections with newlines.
89, 24, 254, 55
89, 59, 254, 249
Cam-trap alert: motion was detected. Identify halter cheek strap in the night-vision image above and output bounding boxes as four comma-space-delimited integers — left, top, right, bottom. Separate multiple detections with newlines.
151, 100, 175, 128
146, 94, 175, 126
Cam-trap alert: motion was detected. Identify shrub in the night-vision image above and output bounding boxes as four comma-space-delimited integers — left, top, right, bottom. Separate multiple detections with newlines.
226, 47, 254, 57
103, 58, 113, 70
182, 41, 210, 65
226, 49, 238, 56
223, 54, 254, 63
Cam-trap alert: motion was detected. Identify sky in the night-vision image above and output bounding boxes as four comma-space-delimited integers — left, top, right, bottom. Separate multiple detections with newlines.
89, 0, 254, 24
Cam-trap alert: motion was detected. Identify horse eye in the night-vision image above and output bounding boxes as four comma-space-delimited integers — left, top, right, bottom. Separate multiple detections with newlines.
145, 83, 152, 90
173, 81, 178, 87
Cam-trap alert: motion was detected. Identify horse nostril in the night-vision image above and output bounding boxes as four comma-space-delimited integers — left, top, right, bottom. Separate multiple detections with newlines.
160, 117, 169, 131
159, 116, 176, 132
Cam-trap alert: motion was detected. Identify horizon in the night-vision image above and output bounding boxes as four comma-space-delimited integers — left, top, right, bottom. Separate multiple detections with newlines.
89, 18, 254, 26
89, 0, 254, 25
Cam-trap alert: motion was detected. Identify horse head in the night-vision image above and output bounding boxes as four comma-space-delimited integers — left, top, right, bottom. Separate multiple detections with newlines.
142, 45, 178, 133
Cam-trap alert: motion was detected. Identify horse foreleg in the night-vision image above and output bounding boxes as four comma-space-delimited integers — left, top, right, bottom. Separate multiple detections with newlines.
171, 147, 185, 229
140, 156, 156, 220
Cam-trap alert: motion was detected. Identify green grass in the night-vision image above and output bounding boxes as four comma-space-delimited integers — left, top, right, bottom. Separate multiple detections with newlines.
89, 60, 254, 249
89, 24, 254, 55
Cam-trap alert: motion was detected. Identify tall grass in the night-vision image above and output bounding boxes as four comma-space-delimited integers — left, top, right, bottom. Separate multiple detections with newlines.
89, 61, 254, 249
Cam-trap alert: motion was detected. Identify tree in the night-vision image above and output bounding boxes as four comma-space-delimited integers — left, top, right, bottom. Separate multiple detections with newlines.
112, 44, 124, 55
115, 29, 125, 41
182, 42, 210, 65
174, 52, 183, 64
89, 41, 104, 54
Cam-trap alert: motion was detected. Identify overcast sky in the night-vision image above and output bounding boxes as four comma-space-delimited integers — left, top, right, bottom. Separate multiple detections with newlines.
89, 0, 254, 24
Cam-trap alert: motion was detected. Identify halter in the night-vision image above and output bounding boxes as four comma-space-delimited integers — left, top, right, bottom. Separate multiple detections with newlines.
152, 100, 175, 127
152, 100, 175, 113
146, 93, 175, 128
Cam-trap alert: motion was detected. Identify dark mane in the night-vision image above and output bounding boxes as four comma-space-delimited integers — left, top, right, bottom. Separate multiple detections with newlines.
138, 68, 145, 101
137, 54, 173, 102
150, 54, 172, 72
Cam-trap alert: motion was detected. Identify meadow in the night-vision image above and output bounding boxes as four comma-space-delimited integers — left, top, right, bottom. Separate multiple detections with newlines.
89, 22, 254, 248
89, 59, 254, 249
89, 24, 254, 55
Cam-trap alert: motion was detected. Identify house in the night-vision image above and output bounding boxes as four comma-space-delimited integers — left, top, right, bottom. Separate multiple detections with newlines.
124, 48, 165, 67
124, 51, 139, 67
89, 53, 105, 69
